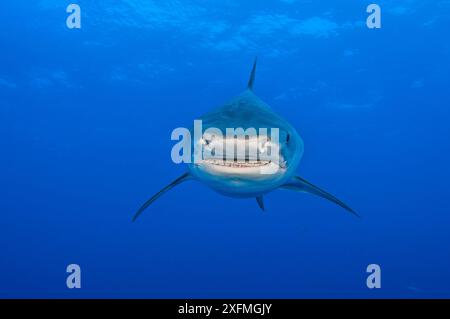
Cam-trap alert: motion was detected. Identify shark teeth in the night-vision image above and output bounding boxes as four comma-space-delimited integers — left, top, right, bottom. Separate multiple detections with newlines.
203, 159, 271, 167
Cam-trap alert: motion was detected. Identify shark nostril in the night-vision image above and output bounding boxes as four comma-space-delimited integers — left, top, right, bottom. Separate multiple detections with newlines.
201, 138, 211, 147
259, 141, 268, 154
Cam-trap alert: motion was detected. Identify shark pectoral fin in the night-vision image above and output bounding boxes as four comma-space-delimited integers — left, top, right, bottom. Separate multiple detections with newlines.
281, 176, 360, 217
256, 196, 265, 211
132, 172, 191, 222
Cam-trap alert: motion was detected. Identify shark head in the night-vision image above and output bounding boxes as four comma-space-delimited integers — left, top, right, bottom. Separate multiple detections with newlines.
187, 89, 304, 198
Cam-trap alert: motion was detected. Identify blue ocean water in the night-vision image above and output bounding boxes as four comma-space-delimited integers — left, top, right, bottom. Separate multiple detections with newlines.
1, 0, 450, 298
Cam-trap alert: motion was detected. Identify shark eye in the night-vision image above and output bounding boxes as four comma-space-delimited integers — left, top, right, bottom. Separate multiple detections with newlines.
286, 134, 290, 143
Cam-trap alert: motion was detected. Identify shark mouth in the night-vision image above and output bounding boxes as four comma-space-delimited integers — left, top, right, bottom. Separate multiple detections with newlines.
196, 135, 287, 174
203, 158, 273, 168
198, 157, 286, 176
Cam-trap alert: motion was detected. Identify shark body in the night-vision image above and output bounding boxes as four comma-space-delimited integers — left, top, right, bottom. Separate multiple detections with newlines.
133, 59, 358, 221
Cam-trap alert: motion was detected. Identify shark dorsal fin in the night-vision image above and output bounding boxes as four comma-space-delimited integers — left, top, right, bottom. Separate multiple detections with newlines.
247, 57, 257, 90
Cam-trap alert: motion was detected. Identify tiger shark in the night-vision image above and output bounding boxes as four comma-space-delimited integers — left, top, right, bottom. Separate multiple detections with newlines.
133, 59, 358, 221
